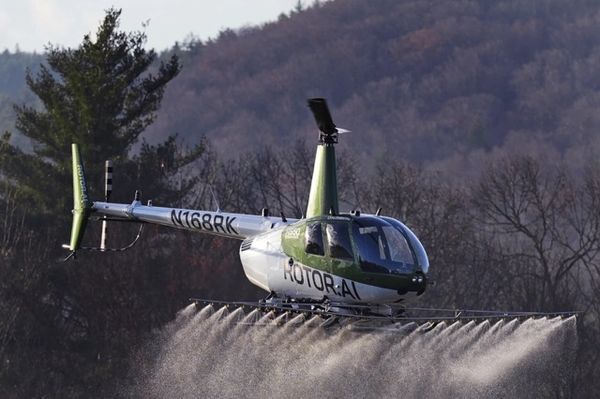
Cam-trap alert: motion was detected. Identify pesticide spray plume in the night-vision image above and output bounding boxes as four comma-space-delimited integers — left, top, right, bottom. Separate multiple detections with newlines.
126, 304, 577, 399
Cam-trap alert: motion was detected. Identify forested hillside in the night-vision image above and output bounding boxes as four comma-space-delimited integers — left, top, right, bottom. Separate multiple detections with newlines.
4, 1, 600, 170
0, 51, 42, 148
144, 0, 600, 170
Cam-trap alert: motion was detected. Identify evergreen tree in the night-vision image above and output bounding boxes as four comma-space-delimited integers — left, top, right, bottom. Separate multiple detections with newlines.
0, 8, 186, 217
0, 9, 204, 397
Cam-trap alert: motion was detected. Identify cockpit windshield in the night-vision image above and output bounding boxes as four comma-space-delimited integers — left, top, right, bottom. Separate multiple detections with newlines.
352, 217, 419, 274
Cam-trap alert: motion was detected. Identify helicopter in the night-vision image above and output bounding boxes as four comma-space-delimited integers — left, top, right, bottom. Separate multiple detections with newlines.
64, 98, 575, 322
63, 98, 428, 315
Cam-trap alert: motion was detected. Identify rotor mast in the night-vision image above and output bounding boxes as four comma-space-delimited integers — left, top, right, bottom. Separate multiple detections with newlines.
306, 98, 339, 218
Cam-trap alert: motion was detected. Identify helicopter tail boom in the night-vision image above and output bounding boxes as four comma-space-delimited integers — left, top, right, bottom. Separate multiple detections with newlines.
91, 201, 294, 240
62, 143, 298, 258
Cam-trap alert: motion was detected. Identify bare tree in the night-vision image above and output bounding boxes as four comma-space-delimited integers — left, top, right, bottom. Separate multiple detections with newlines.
472, 155, 600, 310
472, 155, 600, 397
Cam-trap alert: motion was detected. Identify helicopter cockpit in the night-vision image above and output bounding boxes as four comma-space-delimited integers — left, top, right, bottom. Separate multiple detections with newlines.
303, 215, 429, 276
352, 216, 428, 275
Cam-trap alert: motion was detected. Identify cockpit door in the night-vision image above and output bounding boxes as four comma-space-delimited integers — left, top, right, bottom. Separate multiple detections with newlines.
323, 221, 356, 274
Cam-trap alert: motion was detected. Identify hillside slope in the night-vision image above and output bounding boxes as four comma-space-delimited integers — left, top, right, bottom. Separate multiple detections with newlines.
145, 0, 600, 168
3, 1, 600, 169
0, 51, 42, 147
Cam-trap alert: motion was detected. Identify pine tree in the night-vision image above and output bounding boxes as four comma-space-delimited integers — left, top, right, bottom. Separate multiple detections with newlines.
0, 9, 203, 396
0, 8, 184, 217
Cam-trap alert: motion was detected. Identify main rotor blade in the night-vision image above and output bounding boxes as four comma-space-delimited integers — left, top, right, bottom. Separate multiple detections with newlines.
308, 98, 337, 135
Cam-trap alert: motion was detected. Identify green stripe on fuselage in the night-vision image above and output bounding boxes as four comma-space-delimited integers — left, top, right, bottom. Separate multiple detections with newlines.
281, 217, 420, 293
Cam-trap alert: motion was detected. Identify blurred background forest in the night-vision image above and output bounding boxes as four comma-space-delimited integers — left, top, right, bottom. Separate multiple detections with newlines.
1, 0, 599, 397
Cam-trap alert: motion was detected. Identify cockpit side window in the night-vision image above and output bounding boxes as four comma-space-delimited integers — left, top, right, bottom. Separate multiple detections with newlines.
325, 222, 353, 260
305, 222, 324, 256
354, 225, 389, 273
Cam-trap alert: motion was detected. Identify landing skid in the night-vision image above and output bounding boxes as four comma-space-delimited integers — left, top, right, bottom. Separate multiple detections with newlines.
189, 297, 579, 328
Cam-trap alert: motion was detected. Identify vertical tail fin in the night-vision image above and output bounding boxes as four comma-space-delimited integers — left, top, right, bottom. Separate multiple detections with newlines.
65, 143, 91, 252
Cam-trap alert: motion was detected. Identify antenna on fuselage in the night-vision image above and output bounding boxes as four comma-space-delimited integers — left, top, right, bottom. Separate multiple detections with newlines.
100, 160, 112, 251
208, 185, 221, 213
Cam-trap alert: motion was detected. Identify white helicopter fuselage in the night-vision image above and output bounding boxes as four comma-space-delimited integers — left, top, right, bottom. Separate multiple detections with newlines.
92, 200, 408, 304
240, 227, 410, 304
